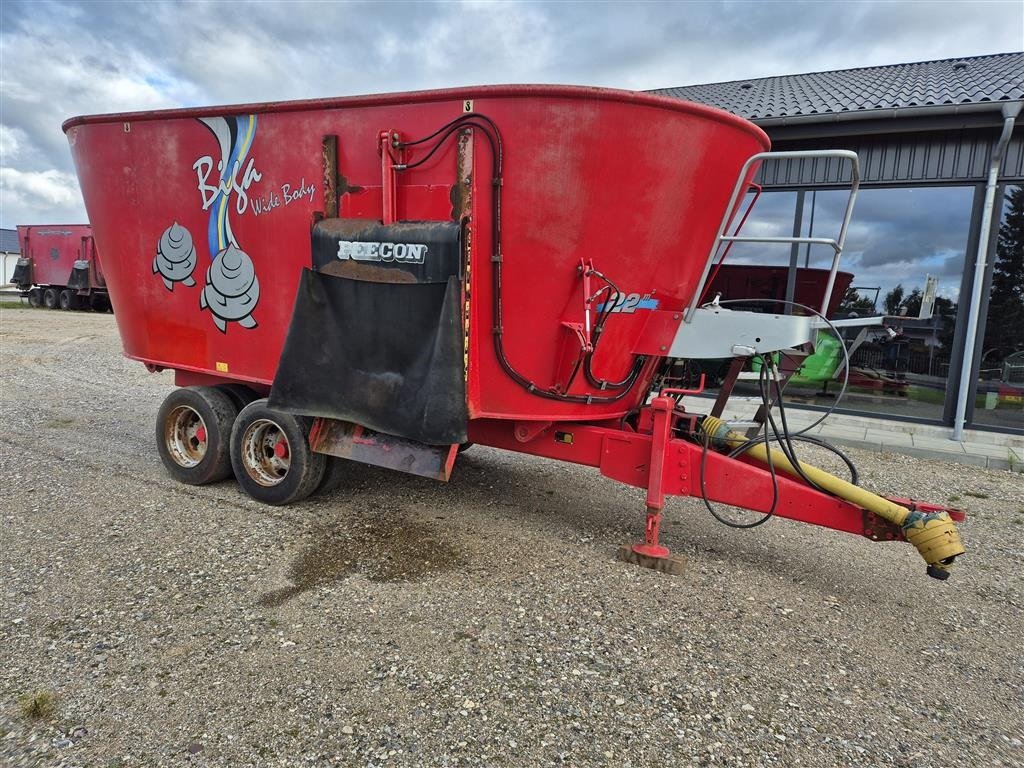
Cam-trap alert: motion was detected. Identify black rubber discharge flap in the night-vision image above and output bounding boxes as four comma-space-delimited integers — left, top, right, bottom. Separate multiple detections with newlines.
67, 260, 91, 291
11, 258, 32, 288
268, 219, 467, 445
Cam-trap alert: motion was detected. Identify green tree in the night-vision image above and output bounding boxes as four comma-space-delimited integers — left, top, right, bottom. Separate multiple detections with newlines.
836, 287, 876, 316
883, 284, 905, 315
983, 185, 1024, 360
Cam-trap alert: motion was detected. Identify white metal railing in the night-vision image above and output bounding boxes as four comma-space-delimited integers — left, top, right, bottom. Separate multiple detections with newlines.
685, 149, 861, 322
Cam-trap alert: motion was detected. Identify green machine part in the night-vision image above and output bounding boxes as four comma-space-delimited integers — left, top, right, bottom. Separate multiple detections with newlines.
752, 330, 843, 385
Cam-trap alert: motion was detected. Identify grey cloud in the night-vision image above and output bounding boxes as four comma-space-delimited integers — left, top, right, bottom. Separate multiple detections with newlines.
1, 0, 1021, 227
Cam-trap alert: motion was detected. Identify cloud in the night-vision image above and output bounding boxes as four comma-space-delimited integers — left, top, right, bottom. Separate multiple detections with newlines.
0, 167, 84, 226
0, 167, 80, 207
1, 0, 1021, 229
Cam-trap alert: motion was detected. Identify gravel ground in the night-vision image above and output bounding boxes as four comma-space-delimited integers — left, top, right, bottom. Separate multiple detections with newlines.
1, 307, 1022, 768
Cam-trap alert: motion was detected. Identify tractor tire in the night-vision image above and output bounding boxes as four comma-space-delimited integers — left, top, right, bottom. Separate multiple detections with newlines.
230, 400, 325, 506
27, 289, 42, 308
156, 386, 239, 485
42, 287, 59, 309
317, 456, 348, 494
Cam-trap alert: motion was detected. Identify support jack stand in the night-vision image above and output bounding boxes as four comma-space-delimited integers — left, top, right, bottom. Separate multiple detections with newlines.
617, 507, 687, 575
615, 384, 702, 576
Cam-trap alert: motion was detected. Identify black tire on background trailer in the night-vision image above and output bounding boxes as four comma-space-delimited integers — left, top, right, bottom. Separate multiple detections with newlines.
155, 386, 239, 485
230, 400, 325, 506
317, 456, 348, 494
27, 289, 42, 308
59, 289, 77, 310
89, 294, 109, 312
216, 383, 259, 413
42, 287, 59, 309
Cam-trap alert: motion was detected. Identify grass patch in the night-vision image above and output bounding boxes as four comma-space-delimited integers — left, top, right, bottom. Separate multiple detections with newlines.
43, 416, 76, 429
0, 300, 32, 310
18, 690, 56, 721
947, 495, 961, 503
964, 491, 990, 499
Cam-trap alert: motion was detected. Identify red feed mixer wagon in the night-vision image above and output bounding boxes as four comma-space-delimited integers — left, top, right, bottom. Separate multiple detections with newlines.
64, 85, 965, 579
13, 224, 111, 311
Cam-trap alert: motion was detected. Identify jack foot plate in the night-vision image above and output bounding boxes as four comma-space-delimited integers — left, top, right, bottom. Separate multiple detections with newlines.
616, 545, 687, 576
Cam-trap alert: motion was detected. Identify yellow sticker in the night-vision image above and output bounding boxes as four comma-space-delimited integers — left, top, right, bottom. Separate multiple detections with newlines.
215, 361, 229, 372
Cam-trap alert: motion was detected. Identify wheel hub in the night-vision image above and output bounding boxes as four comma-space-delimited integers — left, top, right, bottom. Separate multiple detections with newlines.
240, 419, 292, 486
164, 405, 208, 468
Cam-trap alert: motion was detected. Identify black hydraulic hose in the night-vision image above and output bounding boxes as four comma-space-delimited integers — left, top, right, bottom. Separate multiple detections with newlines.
727, 433, 859, 486
581, 268, 647, 390
699, 360, 779, 529
396, 113, 644, 404
756, 360, 831, 496
712, 298, 850, 435
766, 357, 845, 496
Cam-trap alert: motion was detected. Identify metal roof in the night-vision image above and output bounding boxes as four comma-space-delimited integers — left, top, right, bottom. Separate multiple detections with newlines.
651, 52, 1024, 122
0, 228, 19, 254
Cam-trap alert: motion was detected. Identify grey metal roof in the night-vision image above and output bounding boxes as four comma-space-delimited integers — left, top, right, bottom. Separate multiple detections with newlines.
651, 52, 1024, 121
0, 228, 19, 254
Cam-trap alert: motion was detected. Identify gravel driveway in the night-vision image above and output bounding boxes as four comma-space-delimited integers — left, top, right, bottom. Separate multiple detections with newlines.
2, 308, 1022, 767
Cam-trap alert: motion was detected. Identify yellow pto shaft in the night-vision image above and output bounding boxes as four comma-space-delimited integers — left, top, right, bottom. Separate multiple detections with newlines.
701, 416, 965, 579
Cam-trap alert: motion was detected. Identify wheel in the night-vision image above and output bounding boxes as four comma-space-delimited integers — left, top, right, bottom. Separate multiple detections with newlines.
42, 287, 59, 309
88, 294, 109, 312
59, 289, 78, 310
457, 442, 473, 453
27, 289, 42, 308
155, 386, 239, 485
317, 456, 348, 494
230, 400, 325, 506
216, 383, 259, 412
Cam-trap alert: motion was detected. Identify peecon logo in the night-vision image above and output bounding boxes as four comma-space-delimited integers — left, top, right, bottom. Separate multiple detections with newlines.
337, 240, 428, 264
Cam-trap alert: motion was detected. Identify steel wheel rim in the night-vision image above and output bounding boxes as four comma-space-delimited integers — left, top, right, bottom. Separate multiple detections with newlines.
164, 405, 208, 468
240, 418, 291, 487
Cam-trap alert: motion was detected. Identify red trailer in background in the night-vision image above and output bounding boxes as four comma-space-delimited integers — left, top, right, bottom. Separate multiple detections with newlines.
13, 224, 111, 311
705, 264, 855, 318
63, 85, 964, 581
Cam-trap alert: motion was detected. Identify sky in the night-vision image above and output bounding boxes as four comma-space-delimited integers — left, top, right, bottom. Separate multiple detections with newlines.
1, 0, 1021, 233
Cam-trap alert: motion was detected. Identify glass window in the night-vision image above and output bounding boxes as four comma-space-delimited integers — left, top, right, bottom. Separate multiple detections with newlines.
782, 187, 973, 423
687, 186, 975, 424
972, 185, 1024, 432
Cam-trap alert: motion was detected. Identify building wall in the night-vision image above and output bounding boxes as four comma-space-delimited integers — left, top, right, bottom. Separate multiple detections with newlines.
0, 253, 21, 286
758, 127, 1024, 187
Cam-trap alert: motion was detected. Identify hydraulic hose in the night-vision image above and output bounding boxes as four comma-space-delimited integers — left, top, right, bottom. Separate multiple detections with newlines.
701, 416, 965, 579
